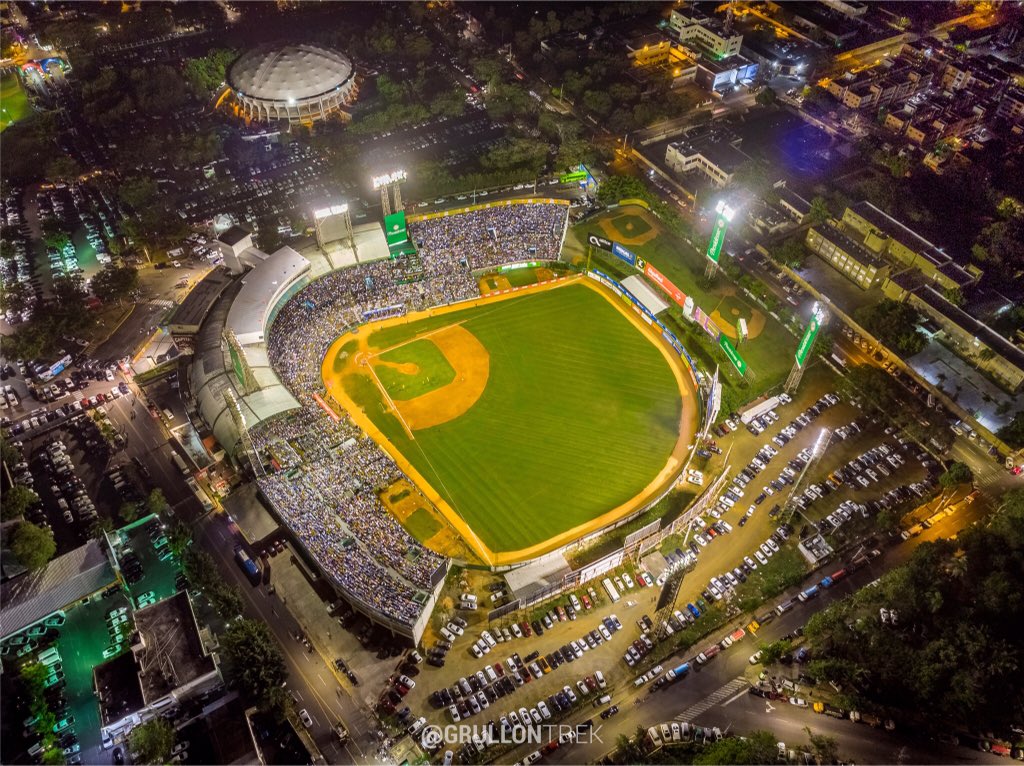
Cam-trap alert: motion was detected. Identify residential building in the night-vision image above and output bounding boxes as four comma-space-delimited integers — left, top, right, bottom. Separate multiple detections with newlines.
668, 7, 743, 59
665, 133, 749, 188
997, 86, 1024, 127
805, 223, 891, 289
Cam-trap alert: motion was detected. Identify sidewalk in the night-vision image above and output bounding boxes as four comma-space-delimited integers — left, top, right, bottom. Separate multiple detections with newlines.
270, 551, 394, 730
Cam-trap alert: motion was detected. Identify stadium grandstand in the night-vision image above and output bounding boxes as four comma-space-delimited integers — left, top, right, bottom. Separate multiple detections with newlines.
182, 200, 571, 642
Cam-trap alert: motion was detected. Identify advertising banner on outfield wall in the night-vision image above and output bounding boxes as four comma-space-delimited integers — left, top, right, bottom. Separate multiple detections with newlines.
612, 242, 638, 267
588, 233, 613, 251
643, 263, 686, 307
693, 306, 721, 341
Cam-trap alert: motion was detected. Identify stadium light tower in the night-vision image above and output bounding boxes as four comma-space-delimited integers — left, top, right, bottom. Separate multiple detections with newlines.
372, 169, 407, 217
785, 301, 828, 393
312, 203, 353, 252
704, 200, 735, 280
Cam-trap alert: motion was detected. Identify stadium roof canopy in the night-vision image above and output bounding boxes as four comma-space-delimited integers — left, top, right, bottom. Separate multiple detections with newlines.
228, 44, 354, 102
226, 246, 310, 346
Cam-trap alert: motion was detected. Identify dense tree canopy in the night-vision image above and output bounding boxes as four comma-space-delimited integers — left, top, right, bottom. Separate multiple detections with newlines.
10, 522, 56, 570
220, 619, 288, 709
804, 489, 1024, 733
854, 299, 927, 356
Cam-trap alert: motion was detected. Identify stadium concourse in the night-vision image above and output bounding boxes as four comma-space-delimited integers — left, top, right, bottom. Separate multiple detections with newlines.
251, 202, 571, 642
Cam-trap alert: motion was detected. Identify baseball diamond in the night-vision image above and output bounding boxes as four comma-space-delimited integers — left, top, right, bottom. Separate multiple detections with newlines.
322, 277, 700, 566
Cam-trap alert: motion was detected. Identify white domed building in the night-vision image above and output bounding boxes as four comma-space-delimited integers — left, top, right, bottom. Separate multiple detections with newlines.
227, 43, 358, 124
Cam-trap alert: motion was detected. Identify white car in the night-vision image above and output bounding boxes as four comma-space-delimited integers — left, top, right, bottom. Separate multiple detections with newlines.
447, 622, 464, 636
744, 555, 758, 570
537, 700, 551, 720
622, 573, 635, 589
511, 623, 523, 639
766, 538, 780, 553
298, 709, 314, 728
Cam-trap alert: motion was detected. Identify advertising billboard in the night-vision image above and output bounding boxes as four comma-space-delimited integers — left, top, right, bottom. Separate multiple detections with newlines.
644, 263, 686, 307
719, 335, 747, 375
705, 215, 728, 263
611, 242, 637, 267
693, 306, 721, 341
795, 308, 823, 368
384, 211, 409, 247
588, 233, 613, 251
738, 318, 748, 341
560, 170, 588, 184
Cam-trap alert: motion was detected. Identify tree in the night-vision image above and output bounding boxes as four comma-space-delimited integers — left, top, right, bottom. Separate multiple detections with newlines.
755, 87, 778, 107
805, 728, 841, 765
808, 196, 832, 226
758, 638, 793, 666
146, 488, 169, 517
695, 730, 780, 764
183, 48, 236, 95
2, 485, 39, 521
771, 236, 808, 268
854, 299, 926, 356
220, 619, 288, 709
91, 266, 139, 305
939, 461, 973, 488
10, 522, 56, 570
45, 155, 82, 183
997, 411, 1024, 449
119, 501, 141, 523
129, 718, 175, 765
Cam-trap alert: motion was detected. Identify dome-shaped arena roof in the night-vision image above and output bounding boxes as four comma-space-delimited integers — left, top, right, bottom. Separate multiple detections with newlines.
228, 43, 354, 102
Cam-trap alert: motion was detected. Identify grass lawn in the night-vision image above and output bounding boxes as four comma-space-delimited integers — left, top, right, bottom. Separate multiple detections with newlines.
404, 507, 442, 540
570, 206, 794, 398
1, 73, 30, 132
334, 283, 686, 552
376, 338, 456, 400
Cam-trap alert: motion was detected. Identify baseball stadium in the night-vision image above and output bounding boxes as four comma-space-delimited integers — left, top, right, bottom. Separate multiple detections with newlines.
184, 197, 704, 642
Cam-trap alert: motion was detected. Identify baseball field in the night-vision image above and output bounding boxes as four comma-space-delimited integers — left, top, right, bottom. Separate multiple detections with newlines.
322, 278, 698, 565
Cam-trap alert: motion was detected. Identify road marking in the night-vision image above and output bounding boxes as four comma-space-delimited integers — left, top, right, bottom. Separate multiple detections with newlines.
722, 687, 749, 707
318, 673, 326, 686
675, 677, 748, 721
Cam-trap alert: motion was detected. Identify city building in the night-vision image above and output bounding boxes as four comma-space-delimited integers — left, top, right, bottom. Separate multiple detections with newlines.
227, 43, 358, 124
694, 54, 759, 93
805, 223, 891, 289
665, 133, 750, 188
909, 285, 1024, 393
841, 201, 981, 292
668, 7, 743, 59
98, 592, 222, 743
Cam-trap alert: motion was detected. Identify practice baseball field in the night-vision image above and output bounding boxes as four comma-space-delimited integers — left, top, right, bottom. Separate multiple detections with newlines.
322, 278, 698, 564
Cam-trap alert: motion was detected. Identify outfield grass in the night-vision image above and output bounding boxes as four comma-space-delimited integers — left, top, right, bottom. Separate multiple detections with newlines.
376, 338, 456, 400
572, 207, 793, 395
1, 74, 30, 132
336, 283, 686, 552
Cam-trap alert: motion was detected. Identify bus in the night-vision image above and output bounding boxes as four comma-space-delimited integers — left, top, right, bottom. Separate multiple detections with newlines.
601, 577, 620, 603
234, 546, 261, 586
171, 452, 189, 475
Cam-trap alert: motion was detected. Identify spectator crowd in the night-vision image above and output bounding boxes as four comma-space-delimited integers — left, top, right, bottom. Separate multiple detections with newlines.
254, 203, 568, 627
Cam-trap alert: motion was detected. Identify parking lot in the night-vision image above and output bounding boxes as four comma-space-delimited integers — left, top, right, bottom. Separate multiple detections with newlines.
377, 362, 951, 764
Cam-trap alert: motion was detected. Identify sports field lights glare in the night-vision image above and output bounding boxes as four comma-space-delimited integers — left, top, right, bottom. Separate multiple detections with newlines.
714, 200, 736, 222
812, 428, 830, 457
314, 203, 349, 220
372, 170, 407, 189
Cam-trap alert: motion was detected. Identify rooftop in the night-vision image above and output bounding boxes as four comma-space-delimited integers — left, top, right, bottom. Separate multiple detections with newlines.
0, 540, 115, 638
668, 133, 750, 174
814, 224, 888, 269
218, 225, 252, 248
914, 285, 1024, 372
225, 245, 310, 345
166, 267, 235, 332
133, 592, 216, 704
